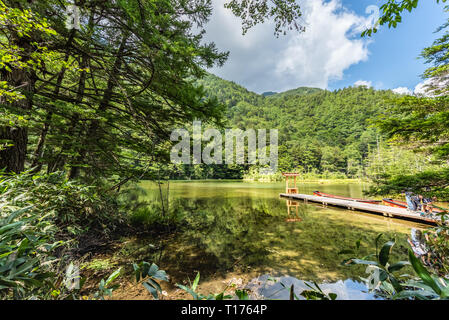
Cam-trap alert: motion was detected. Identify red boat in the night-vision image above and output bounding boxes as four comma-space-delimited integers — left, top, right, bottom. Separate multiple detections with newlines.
383, 198, 447, 214
313, 191, 381, 204
382, 198, 407, 209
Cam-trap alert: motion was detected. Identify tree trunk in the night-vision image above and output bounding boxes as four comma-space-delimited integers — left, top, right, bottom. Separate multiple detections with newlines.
31, 30, 77, 172
0, 37, 35, 173
0, 126, 29, 173
68, 36, 128, 179
31, 111, 52, 171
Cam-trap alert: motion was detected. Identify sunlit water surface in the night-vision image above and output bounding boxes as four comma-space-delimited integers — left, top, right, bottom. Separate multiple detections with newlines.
133, 180, 425, 300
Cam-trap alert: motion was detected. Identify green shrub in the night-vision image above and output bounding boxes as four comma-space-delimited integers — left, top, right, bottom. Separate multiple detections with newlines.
341, 235, 449, 300
0, 206, 63, 299
0, 170, 128, 299
0, 170, 126, 237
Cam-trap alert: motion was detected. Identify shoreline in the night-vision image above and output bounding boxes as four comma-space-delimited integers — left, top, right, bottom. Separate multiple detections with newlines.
139, 178, 367, 184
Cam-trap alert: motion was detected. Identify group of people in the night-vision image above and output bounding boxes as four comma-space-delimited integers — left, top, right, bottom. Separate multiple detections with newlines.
408, 228, 441, 271
403, 191, 437, 216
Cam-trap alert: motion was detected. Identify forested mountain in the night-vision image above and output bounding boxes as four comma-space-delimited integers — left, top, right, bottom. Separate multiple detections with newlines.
266, 87, 323, 99
3, 0, 448, 302
198, 74, 397, 178
196, 73, 263, 108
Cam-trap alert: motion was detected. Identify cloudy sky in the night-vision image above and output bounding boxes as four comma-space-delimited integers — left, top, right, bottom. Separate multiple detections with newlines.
203, 0, 448, 94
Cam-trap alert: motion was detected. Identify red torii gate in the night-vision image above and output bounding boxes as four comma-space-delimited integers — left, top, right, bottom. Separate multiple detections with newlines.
282, 172, 300, 194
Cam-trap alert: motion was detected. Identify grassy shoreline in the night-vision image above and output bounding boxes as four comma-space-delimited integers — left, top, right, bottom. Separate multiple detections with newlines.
141, 178, 367, 184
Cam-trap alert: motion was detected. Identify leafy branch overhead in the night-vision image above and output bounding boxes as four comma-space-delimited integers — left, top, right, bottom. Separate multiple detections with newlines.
227, 0, 447, 38
370, 9, 449, 199
363, 0, 448, 36
224, 0, 304, 36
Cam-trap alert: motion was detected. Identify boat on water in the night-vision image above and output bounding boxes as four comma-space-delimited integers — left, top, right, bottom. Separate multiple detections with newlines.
382, 198, 407, 209
383, 198, 447, 214
313, 191, 381, 204
282, 193, 442, 225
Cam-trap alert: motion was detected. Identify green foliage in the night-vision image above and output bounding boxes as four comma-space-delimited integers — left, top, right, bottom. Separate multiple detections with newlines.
300, 282, 337, 300
235, 289, 250, 300
0, 198, 122, 300
365, 144, 442, 179
268, 87, 322, 99
0, 170, 126, 236
422, 222, 449, 275
83, 258, 117, 272
0, 0, 58, 103
363, 0, 448, 37
372, 16, 449, 200
0, 169, 133, 299
0, 206, 62, 299
224, 0, 305, 36
176, 272, 251, 300
129, 201, 187, 230
196, 73, 263, 108
368, 167, 449, 199
421, 16, 449, 86
93, 268, 122, 300
376, 95, 449, 157
176, 272, 210, 300
199, 75, 395, 177
341, 234, 409, 297
341, 235, 449, 300
1, 0, 229, 179
133, 261, 168, 300
393, 249, 449, 299
255, 87, 394, 176
364, 143, 449, 199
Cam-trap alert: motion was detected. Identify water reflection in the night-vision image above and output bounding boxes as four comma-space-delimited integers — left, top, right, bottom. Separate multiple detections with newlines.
132, 181, 423, 298
286, 200, 302, 222
245, 274, 379, 300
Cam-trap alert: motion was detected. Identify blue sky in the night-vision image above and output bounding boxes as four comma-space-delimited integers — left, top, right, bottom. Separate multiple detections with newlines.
205, 0, 449, 94
329, 0, 448, 91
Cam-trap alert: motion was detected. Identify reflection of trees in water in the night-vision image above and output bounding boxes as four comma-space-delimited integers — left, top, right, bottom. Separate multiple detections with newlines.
137, 195, 411, 283
164, 197, 280, 274
245, 274, 379, 300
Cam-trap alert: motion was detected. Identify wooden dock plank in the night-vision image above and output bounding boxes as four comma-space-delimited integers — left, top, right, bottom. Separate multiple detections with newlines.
279, 193, 438, 225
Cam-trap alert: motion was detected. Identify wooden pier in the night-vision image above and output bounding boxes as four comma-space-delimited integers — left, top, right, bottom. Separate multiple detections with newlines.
280, 193, 439, 226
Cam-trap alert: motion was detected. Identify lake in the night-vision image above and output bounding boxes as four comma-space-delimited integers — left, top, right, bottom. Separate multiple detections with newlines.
126, 180, 425, 300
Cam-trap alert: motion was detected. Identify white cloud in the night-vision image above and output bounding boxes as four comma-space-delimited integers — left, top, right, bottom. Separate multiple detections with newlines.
414, 80, 429, 95
414, 79, 449, 97
389, 79, 447, 96
413, 78, 449, 96
392, 87, 412, 95
354, 80, 372, 87
204, 0, 372, 93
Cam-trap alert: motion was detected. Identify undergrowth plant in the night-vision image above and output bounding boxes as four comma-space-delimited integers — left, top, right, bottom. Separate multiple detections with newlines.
341, 234, 449, 300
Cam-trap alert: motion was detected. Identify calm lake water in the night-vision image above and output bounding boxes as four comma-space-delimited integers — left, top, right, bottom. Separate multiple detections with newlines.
134, 180, 425, 300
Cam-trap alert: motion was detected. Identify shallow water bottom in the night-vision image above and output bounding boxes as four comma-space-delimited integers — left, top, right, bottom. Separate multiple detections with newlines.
116, 180, 428, 299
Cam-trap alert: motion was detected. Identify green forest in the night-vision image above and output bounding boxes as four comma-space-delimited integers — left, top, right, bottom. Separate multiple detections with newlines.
172, 73, 442, 185
197, 73, 397, 179
1, 0, 449, 302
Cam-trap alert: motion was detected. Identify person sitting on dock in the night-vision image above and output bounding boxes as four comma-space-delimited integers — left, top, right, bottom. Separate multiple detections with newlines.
408, 229, 431, 266
404, 190, 417, 212
413, 194, 438, 217
418, 195, 433, 215
412, 194, 423, 212
409, 229, 444, 273
428, 196, 439, 213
